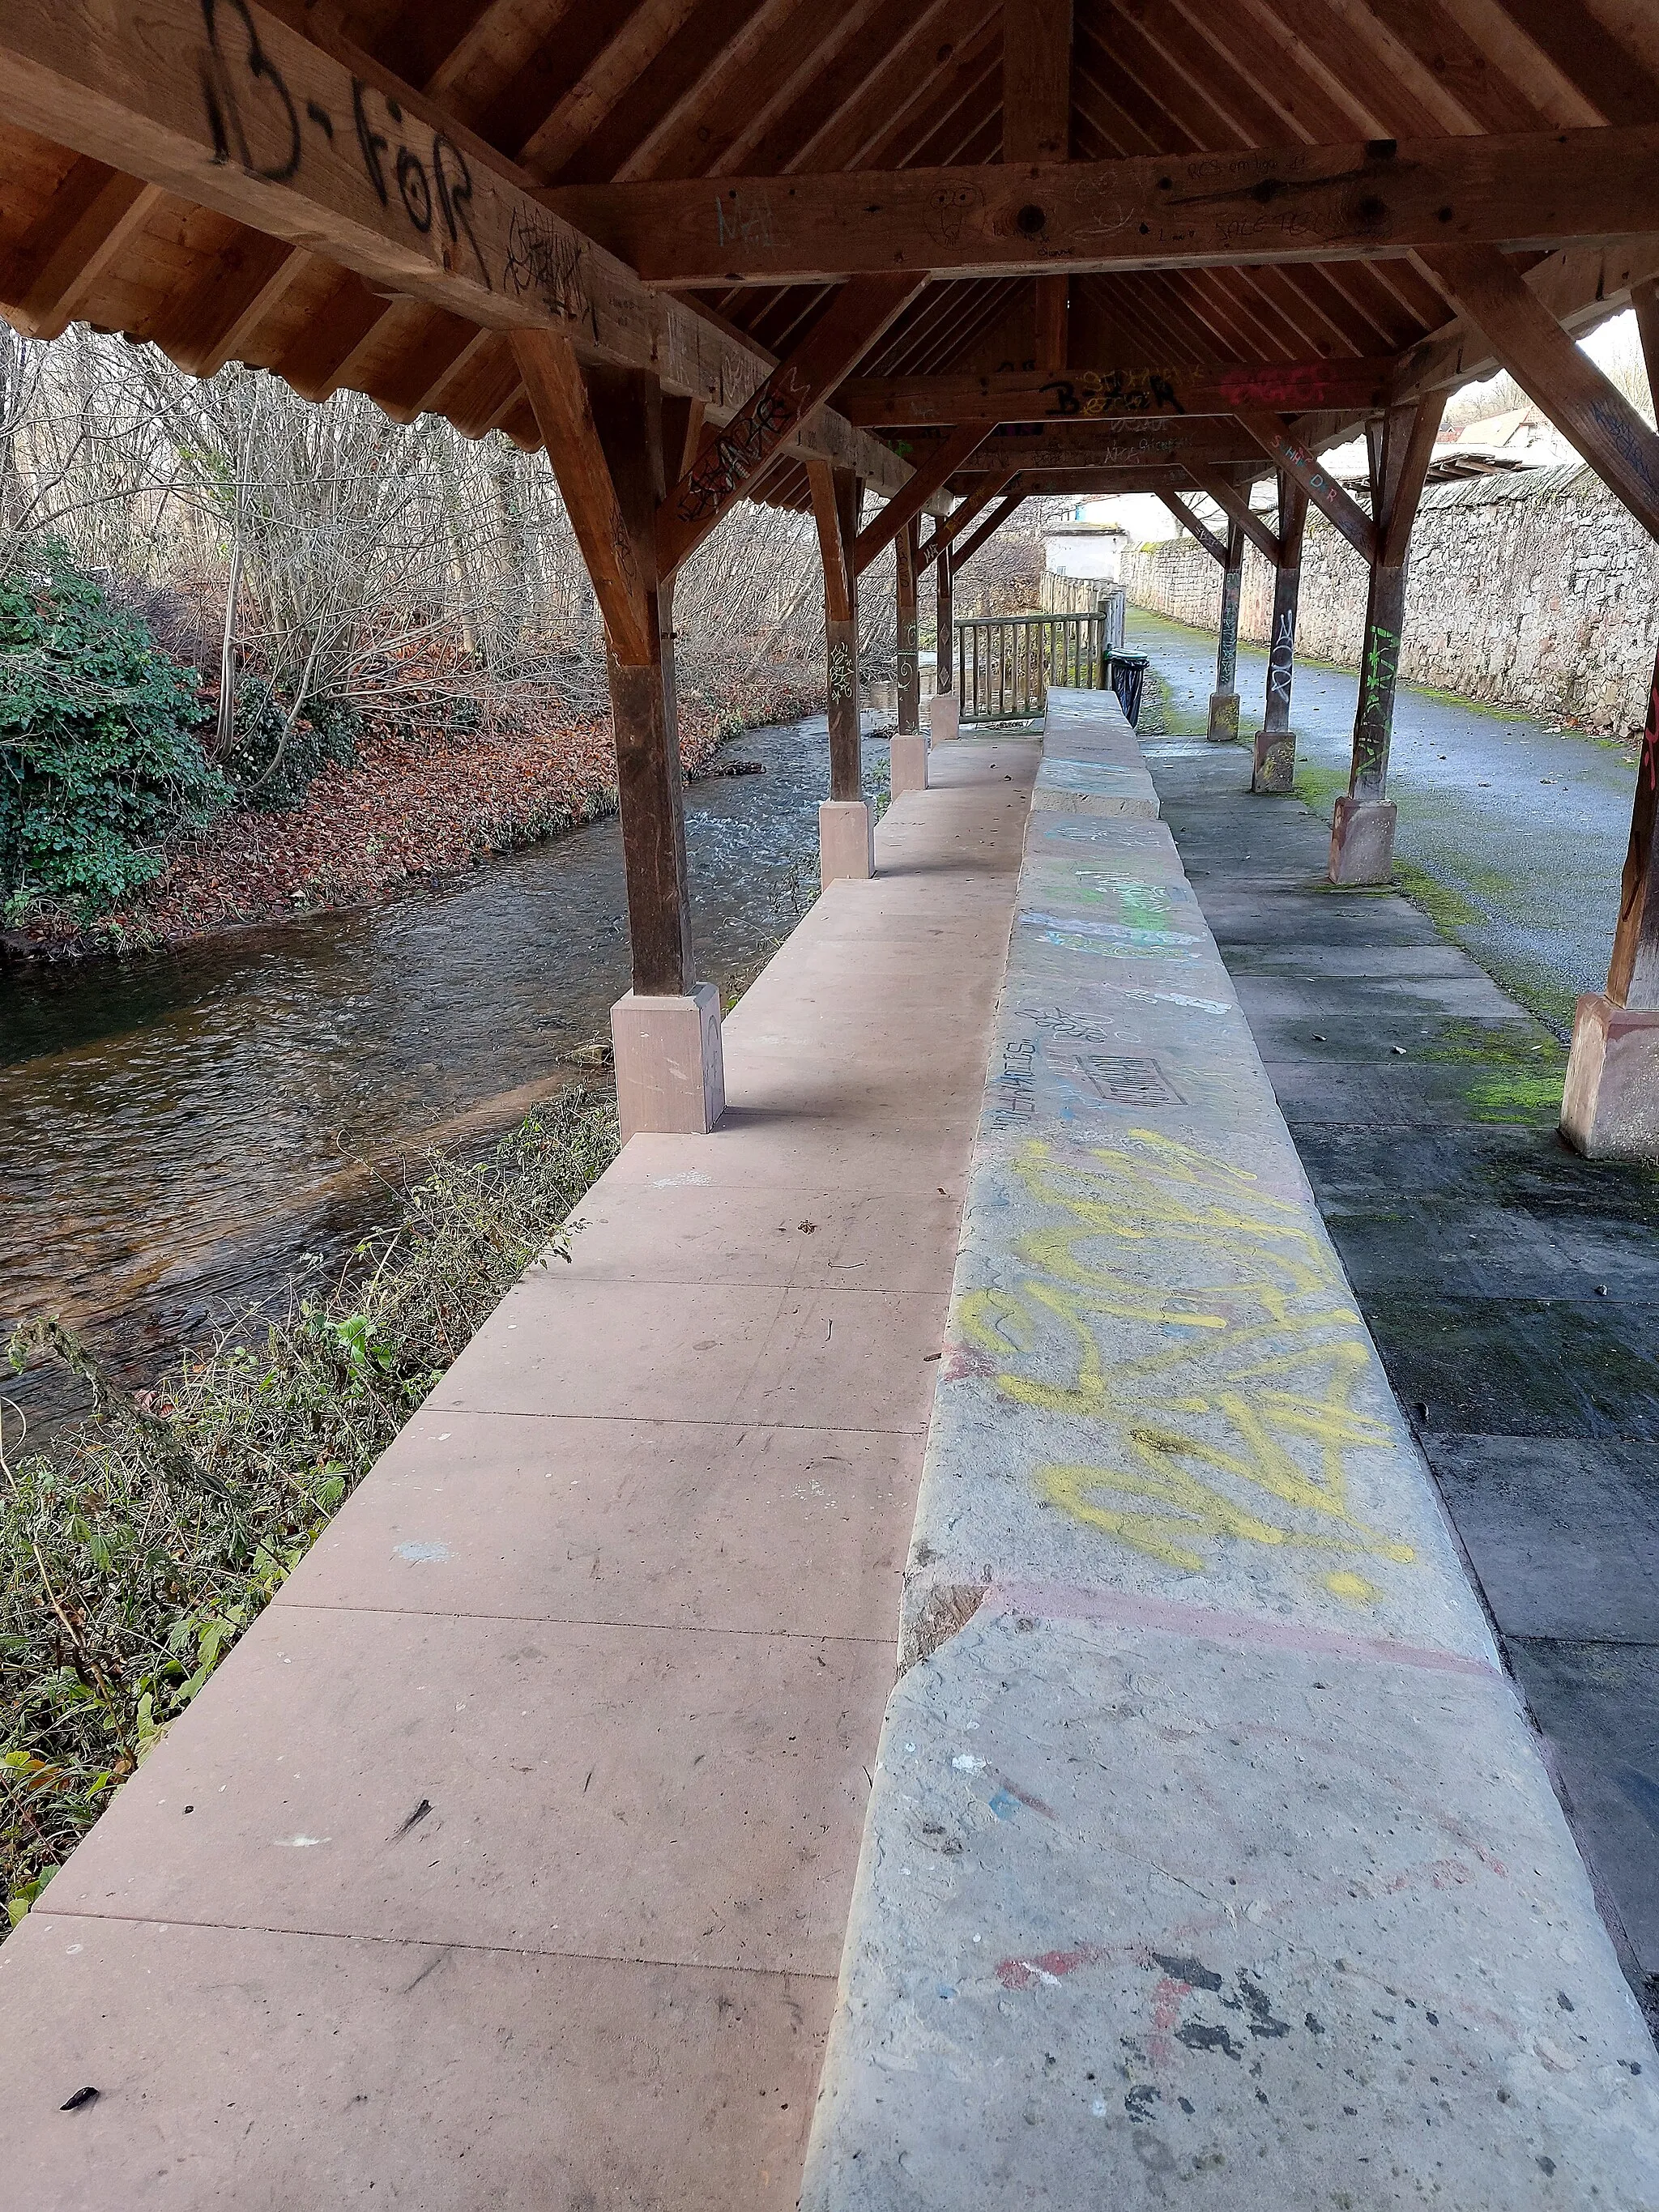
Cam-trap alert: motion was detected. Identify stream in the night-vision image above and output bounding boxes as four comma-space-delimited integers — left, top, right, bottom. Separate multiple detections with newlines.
2, 714, 887, 1447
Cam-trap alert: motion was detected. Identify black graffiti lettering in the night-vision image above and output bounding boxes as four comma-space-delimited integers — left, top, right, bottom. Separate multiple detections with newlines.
433, 135, 489, 289
396, 146, 433, 232
1043, 379, 1082, 416
503, 206, 585, 318
353, 79, 390, 206
306, 100, 334, 139
200, 0, 301, 182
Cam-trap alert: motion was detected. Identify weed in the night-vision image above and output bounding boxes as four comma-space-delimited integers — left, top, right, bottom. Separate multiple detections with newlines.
1, 1089, 616, 1931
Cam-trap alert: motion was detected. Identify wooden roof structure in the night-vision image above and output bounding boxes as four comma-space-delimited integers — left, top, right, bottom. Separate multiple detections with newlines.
6, 0, 1659, 536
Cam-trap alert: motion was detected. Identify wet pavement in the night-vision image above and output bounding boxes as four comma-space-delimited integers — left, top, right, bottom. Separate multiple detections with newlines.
1144, 710, 1659, 2034
1128, 606, 1640, 1034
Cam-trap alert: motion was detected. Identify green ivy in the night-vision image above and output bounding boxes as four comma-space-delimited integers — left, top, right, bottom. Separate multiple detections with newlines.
223, 679, 362, 812
0, 544, 228, 917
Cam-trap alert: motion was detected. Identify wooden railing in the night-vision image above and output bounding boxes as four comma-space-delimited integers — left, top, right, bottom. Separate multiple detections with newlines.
954, 593, 1124, 725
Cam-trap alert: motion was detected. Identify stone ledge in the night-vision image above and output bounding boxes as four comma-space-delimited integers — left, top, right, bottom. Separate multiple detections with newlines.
801, 688, 1659, 2209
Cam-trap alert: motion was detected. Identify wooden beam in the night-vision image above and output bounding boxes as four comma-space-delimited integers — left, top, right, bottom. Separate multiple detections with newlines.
540, 125, 1659, 286
0, 0, 909, 491
656, 275, 923, 581
2, 160, 164, 339
853, 419, 997, 575
1004, 0, 1073, 375
1349, 395, 1446, 804
897, 517, 922, 733
1158, 492, 1228, 567
1237, 412, 1377, 564
157, 237, 312, 377
512, 329, 652, 667
838, 357, 1398, 427
1180, 463, 1282, 565
1418, 245, 1659, 547
917, 418, 1282, 469
808, 461, 864, 803
953, 492, 1026, 572
917, 469, 1017, 570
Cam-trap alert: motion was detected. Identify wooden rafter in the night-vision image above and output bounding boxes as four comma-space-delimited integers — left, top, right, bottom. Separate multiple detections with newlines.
917, 469, 1018, 571
853, 420, 997, 575
1236, 411, 1376, 564
1158, 491, 1228, 566
951, 490, 1026, 570
1181, 462, 1282, 565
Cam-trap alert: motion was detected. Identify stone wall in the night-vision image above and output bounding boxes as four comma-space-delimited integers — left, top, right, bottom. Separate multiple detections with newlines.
1120, 463, 1659, 735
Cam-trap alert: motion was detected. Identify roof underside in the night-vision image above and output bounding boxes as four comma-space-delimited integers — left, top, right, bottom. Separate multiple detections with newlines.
2, 0, 1657, 515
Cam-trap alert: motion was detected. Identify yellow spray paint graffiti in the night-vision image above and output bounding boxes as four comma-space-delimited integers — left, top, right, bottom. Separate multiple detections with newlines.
957, 1131, 1415, 1602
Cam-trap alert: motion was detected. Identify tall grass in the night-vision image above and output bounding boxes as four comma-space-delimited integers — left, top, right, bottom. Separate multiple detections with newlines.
1, 1089, 616, 1930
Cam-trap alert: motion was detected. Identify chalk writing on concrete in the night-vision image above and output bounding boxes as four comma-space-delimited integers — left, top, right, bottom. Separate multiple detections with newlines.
957, 1132, 1416, 1602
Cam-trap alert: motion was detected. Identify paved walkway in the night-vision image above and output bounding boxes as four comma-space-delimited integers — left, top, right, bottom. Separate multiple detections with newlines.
0, 740, 1035, 2209
1127, 605, 1639, 1032
1149, 733, 1659, 2040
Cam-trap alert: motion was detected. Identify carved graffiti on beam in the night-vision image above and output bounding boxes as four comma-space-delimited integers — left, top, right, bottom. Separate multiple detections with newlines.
502, 206, 584, 320
828, 639, 856, 701
956, 1132, 1416, 1602
676, 365, 810, 525
714, 189, 774, 250
198, 0, 492, 290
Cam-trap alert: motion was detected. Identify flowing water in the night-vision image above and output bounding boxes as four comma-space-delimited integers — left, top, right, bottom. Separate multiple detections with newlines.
2, 715, 885, 1444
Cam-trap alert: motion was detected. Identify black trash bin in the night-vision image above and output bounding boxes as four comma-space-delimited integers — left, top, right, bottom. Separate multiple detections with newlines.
1108, 651, 1149, 729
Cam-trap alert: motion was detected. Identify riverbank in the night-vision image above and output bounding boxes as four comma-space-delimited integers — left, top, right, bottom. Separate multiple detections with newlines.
4, 659, 821, 961
2, 1089, 619, 1933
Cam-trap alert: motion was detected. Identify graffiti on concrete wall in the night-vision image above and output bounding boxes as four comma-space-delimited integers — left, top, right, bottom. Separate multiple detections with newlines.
957, 1132, 1416, 1604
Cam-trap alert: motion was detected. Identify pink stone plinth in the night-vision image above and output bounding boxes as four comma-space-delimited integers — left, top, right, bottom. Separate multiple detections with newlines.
1252, 727, 1296, 794
928, 693, 960, 742
819, 798, 875, 884
889, 731, 928, 797
611, 982, 724, 1145
1561, 993, 1659, 1160
1206, 688, 1239, 743
1328, 795, 1397, 884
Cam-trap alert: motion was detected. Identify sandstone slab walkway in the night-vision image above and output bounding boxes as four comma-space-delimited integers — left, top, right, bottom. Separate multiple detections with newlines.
0, 738, 1035, 2210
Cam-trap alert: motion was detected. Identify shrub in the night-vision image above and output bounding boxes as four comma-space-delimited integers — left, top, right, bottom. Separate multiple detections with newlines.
0, 545, 228, 917
224, 678, 363, 811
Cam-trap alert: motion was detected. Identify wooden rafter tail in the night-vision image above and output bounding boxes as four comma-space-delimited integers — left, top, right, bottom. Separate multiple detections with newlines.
655, 274, 925, 582
852, 420, 998, 577
512, 330, 652, 667
1417, 245, 1659, 548
1181, 464, 1282, 566
540, 126, 1659, 287
1236, 412, 1376, 565
1158, 492, 1229, 567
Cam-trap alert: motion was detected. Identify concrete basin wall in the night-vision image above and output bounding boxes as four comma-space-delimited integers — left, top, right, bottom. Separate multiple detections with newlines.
802, 690, 1659, 2208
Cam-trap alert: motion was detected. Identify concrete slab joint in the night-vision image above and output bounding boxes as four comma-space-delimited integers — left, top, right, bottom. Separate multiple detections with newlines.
610, 982, 724, 1145
889, 730, 929, 799
1562, 991, 1659, 1160
819, 797, 876, 885
1328, 793, 1397, 884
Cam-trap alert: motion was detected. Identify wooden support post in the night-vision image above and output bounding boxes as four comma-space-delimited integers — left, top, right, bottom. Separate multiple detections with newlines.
1210, 518, 1245, 744
810, 459, 873, 879
1561, 292, 1659, 1157
1329, 395, 1445, 884
1252, 472, 1307, 795
1237, 412, 1377, 564
897, 518, 922, 735
930, 544, 958, 742
516, 332, 720, 1140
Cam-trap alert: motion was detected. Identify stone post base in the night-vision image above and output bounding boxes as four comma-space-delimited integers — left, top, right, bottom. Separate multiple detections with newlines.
1252, 729, 1296, 794
928, 693, 960, 742
1328, 795, 1397, 884
611, 982, 725, 1147
1206, 689, 1239, 743
1561, 994, 1659, 1160
820, 798, 875, 885
889, 730, 928, 797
